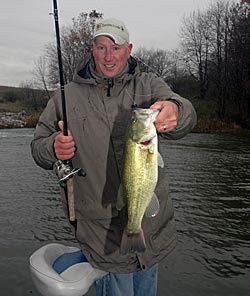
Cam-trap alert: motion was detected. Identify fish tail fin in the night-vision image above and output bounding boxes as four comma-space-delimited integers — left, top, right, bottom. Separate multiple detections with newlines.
120, 229, 146, 255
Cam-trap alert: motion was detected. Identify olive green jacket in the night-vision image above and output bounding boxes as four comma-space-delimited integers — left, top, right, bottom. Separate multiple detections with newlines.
31, 56, 197, 273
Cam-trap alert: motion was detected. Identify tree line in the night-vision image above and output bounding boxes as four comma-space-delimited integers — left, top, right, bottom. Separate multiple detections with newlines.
17, 0, 249, 127
180, 0, 250, 127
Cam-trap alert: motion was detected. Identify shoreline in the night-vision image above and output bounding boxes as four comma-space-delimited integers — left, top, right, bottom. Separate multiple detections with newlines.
0, 111, 249, 134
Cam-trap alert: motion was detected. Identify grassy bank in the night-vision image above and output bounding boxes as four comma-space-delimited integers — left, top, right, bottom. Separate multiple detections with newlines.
189, 98, 250, 133
0, 85, 46, 128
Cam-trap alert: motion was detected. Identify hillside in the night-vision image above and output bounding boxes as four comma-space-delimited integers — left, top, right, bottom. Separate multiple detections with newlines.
0, 86, 27, 113
0, 85, 23, 96
0, 85, 50, 113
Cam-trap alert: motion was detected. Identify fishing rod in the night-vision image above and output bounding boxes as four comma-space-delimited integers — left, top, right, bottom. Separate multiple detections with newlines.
51, 0, 86, 223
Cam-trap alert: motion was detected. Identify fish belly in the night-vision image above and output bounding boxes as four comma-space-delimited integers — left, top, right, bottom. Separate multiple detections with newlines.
123, 140, 158, 234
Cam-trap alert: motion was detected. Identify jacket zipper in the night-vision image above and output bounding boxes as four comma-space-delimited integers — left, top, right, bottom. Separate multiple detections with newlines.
107, 78, 113, 97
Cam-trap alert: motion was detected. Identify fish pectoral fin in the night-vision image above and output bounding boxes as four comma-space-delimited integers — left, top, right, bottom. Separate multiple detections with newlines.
116, 184, 126, 210
158, 152, 164, 168
145, 192, 160, 218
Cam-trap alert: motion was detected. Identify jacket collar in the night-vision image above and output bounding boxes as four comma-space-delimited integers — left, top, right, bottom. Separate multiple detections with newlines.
75, 55, 138, 84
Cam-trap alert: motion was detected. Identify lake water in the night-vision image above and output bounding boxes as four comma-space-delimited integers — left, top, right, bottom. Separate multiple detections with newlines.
0, 129, 249, 296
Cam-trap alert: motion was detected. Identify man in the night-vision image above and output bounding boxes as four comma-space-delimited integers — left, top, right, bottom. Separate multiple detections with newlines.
31, 18, 197, 295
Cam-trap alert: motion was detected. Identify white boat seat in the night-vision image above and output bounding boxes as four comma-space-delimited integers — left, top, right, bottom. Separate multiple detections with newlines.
30, 243, 107, 296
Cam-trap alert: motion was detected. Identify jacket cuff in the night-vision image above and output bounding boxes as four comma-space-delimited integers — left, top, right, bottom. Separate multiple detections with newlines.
166, 98, 182, 109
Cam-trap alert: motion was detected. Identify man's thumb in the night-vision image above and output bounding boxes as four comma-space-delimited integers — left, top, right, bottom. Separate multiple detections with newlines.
58, 120, 64, 132
58, 120, 71, 136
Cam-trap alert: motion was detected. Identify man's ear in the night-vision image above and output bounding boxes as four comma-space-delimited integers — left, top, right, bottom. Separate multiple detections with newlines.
127, 43, 133, 56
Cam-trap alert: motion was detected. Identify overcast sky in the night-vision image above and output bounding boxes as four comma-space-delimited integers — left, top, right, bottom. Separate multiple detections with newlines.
0, 0, 216, 87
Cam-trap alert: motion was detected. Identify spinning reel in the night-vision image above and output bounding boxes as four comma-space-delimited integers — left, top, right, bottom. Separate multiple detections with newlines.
53, 160, 86, 188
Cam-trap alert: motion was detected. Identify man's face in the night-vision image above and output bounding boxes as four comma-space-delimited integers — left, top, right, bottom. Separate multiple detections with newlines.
92, 36, 133, 77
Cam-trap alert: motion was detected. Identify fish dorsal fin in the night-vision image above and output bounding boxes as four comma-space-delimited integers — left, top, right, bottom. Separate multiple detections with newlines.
158, 153, 164, 168
145, 192, 160, 218
116, 184, 126, 210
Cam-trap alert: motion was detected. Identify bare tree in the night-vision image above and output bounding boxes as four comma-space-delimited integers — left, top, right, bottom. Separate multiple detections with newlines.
134, 47, 179, 81
32, 56, 51, 100
134, 47, 193, 95
45, 10, 103, 87
206, 0, 231, 118
228, 0, 250, 122
180, 9, 212, 99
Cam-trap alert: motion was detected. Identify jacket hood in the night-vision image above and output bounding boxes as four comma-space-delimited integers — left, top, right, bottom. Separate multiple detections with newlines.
73, 55, 138, 85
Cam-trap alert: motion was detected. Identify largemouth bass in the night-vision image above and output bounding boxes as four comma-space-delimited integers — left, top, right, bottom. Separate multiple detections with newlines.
117, 107, 164, 255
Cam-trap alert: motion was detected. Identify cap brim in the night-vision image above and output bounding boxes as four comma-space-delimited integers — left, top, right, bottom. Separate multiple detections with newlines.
94, 33, 125, 45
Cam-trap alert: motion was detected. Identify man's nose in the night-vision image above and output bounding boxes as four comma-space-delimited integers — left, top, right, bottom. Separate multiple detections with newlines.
104, 49, 112, 61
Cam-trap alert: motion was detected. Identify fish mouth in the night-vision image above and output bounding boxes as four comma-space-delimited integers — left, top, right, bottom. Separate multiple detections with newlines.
133, 128, 157, 144
140, 140, 151, 146
139, 134, 156, 146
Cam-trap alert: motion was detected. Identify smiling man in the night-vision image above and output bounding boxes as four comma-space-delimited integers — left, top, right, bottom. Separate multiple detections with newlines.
31, 17, 197, 296
93, 35, 132, 77
92, 18, 133, 77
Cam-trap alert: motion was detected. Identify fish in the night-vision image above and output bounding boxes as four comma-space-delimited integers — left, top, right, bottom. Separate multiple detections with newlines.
117, 107, 164, 255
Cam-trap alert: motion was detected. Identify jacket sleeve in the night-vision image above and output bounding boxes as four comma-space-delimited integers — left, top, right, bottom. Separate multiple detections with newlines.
31, 94, 62, 170
161, 95, 197, 140
151, 75, 197, 140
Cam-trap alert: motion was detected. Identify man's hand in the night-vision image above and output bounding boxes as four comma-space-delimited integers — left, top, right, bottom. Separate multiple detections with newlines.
150, 101, 179, 133
54, 121, 76, 160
